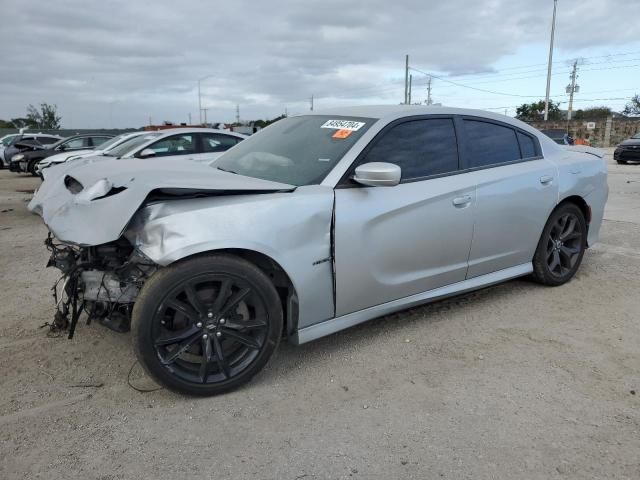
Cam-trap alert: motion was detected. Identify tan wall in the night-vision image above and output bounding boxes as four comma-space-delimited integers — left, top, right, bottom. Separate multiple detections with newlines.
526, 118, 640, 147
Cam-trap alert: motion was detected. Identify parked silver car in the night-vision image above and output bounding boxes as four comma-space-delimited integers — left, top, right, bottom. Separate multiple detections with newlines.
29, 106, 608, 396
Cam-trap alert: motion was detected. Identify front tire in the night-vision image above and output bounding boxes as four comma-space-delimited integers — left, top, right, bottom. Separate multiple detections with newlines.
28, 160, 40, 176
532, 203, 587, 286
132, 254, 283, 396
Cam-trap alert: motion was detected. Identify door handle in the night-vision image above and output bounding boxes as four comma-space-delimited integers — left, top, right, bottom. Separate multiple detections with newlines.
539, 175, 554, 185
452, 195, 472, 207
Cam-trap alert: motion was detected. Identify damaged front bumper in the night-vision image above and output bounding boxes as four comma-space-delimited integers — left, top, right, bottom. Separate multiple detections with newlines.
44, 234, 157, 337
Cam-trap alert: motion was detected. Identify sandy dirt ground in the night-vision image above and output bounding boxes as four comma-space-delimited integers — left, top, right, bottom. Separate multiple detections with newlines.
0, 150, 638, 480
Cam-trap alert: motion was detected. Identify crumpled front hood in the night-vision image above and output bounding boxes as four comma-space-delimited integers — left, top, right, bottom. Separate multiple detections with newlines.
28, 157, 295, 246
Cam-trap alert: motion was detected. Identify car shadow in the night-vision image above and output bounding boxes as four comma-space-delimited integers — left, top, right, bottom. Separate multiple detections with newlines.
253, 277, 540, 386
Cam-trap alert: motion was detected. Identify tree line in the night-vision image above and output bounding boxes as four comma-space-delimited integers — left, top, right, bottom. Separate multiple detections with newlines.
516, 94, 640, 122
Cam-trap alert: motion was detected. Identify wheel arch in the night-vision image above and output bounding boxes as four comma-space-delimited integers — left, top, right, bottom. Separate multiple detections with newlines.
558, 195, 591, 223
171, 247, 300, 338
556, 195, 592, 245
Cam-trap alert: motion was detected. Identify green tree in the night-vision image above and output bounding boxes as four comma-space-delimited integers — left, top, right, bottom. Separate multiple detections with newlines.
516, 100, 561, 122
573, 106, 612, 120
251, 115, 287, 129
622, 94, 640, 116
26, 103, 61, 129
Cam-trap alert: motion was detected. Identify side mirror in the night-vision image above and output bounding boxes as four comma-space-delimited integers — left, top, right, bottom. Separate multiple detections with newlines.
57, 144, 66, 151
353, 162, 401, 187
138, 148, 156, 158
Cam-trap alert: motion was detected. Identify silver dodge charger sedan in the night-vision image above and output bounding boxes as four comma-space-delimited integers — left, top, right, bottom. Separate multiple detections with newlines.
29, 106, 608, 396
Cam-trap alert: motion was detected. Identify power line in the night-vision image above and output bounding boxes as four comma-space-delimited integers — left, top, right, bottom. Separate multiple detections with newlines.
438, 50, 640, 82
409, 67, 545, 98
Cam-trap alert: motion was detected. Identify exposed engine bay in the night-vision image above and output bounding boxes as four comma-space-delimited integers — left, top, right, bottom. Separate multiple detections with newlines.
45, 233, 157, 337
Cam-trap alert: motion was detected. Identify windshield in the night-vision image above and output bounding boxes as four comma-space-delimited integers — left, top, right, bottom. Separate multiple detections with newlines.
215, 115, 375, 185
103, 132, 161, 157
49, 137, 72, 149
94, 133, 137, 151
1, 135, 18, 146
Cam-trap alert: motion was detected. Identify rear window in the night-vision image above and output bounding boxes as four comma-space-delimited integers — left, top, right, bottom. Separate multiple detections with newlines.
517, 132, 538, 158
463, 120, 521, 168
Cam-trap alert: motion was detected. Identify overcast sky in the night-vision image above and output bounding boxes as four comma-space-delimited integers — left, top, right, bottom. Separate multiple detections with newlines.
1, 0, 638, 128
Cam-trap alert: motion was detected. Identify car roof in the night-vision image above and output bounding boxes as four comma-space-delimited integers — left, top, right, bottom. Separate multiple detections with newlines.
23, 133, 62, 137
306, 104, 562, 154
308, 104, 520, 123
144, 128, 247, 138
308, 104, 555, 144
64, 133, 115, 139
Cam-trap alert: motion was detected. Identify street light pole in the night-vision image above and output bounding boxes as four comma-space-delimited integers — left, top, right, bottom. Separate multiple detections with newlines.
197, 75, 215, 125
544, 0, 558, 121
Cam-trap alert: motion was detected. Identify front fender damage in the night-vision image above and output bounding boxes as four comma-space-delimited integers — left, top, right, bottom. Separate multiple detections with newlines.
29, 159, 297, 337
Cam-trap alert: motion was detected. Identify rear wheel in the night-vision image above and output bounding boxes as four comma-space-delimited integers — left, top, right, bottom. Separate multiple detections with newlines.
132, 254, 283, 396
532, 203, 587, 286
616, 159, 627, 164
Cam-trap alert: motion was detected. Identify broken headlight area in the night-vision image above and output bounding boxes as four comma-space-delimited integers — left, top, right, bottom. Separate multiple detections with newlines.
44, 233, 157, 338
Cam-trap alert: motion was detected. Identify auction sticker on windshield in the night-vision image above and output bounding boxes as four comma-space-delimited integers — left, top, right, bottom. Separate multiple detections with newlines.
321, 120, 366, 131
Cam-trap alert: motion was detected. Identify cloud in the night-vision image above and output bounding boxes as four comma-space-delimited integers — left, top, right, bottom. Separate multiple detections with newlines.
0, 0, 636, 126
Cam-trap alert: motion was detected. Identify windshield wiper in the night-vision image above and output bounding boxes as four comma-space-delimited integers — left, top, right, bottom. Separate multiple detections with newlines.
217, 166, 239, 175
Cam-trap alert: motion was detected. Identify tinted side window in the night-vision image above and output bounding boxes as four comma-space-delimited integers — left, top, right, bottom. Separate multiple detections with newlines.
63, 137, 90, 149
146, 134, 195, 157
363, 118, 459, 180
463, 120, 521, 168
200, 133, 240, 153
38, 137, 58, 145
517, 132, 537, 158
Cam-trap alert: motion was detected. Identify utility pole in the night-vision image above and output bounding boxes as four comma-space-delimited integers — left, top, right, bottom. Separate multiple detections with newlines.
188, 113, 192, 124
404, 54, 409, 104
566, 60, 579, 121
202, 108, 210, 125
544, 0, 558, 121
310, 95, 314, 111
426, 75, 432, 105
408, 74, 412, 104
236, 104, 240, 124
197, 74, 215, 124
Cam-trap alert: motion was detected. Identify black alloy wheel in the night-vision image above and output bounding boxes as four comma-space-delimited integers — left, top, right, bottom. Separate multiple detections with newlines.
532, 203, 587, 286
132, 254, 282, 396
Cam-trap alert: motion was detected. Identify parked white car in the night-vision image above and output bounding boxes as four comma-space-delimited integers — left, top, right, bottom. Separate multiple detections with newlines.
41, 128, 247, 180
36, 131, 149, 175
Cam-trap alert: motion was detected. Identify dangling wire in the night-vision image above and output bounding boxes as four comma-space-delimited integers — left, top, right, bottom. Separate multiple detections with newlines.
126, 360, 164, 393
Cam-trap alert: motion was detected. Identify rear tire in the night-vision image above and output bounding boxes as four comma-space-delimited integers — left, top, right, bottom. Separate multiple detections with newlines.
132, 253, 283, 396
532, 203, 587, 286
616, 160, 627, 165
